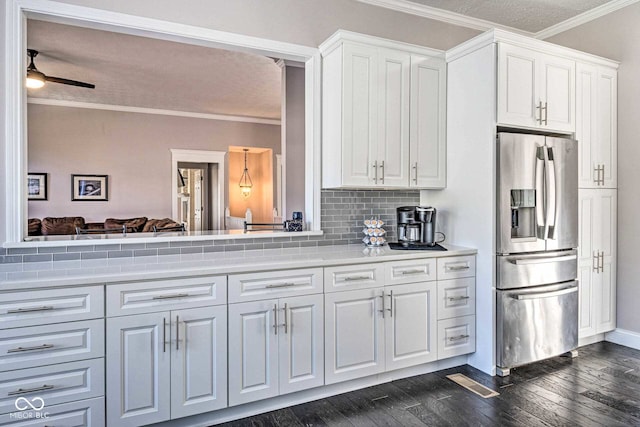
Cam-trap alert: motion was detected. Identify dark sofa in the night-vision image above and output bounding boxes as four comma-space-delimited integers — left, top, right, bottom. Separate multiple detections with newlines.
28, 216, 182, 236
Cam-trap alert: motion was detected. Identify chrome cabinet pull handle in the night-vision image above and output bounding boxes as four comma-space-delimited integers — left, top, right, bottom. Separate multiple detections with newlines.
536, 101, 542, 124
163, 317, 167, 353
7, 306, 54, 314
343, 276, 370, 281
412, 162, 418, 184
175, 315, 180, 350
153, 293, 189, 300
373, 161, 378, 184
265, 282, 296, 288
273, 304, 278, 335
7, 344, 54, 353
448, 296, 470, 301
593, 251, 599, 273
282, 303, 289, 334
543, 101, 548, 125
600, 165, 605, 186
400, 269, 424, 275
378, 292, 385, 318
448, 334, 470, 342
599, 251, 604, 273
447, 264, 469, 271
8, 385, 55, 396
387, 291, 393, 317
380, 161, 385, 184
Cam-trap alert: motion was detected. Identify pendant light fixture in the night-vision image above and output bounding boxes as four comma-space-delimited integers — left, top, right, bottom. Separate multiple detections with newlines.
239, 148, 253, 199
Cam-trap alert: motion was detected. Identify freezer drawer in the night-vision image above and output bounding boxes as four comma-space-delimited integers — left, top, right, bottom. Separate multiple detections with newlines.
497, 281, 578, 370
497, 250, 577, 290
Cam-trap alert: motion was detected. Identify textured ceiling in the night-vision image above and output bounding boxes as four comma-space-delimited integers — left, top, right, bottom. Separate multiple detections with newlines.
404, 0, 611, 32
26, 20, 282, 120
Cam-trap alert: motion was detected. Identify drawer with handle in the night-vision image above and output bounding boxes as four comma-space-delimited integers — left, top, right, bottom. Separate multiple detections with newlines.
106, 276, 226, 317
437, 277, 475, 320
385, 259, 437, 285
437, 315, 476, 359
437, 256, 476, 280
0, 396, 105, 427
228, 268, 322, 303
324, 264, 384, 293
0, 319, 104, 372
0, 286, 103, 330
0, 358, 104, 415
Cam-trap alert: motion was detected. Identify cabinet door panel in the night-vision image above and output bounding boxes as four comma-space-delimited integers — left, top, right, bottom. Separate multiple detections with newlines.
377, 48, 410, 187
342, 43, 378, 187
410, 56, 446, 188
578, 260, 596, 339
541, 55, 575, 132
324, 288, 384, 385
498, 44, 538, 128
576, 63, 598, 188
171, 306, 227, 419
597, 68, 617, 188
279, 295, 324, 395
107, 312, 170, 427
385, 282, 437, 371
228, 300, 279, 406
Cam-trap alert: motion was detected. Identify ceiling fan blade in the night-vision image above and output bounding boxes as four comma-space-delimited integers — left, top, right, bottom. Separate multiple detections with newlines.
45, 75, 95, 89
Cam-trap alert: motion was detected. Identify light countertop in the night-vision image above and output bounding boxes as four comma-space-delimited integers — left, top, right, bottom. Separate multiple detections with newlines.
0, 244, 476, 290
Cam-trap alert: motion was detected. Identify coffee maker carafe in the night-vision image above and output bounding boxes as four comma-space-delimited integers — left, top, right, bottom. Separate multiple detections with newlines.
397, 206, 437, 246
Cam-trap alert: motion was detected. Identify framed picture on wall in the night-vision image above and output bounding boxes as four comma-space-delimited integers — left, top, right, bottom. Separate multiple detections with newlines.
27, 173, 47, 201
71, 174, 108, 201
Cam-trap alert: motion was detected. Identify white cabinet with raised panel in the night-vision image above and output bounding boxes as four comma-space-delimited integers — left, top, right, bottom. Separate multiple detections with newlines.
578, 189, 617, 339
576, 63, 618, 189
321, 31, 446, 189
324, 261, 443, 384
106, 278, 227, 427
498, 43, 575, 133
227, 268, 324, 406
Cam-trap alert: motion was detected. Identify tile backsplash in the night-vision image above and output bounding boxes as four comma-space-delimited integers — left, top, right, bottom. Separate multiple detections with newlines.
0, 190, 420, 264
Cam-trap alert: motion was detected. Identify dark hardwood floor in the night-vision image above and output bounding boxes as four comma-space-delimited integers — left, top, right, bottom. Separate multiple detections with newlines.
216, 342, 640, 427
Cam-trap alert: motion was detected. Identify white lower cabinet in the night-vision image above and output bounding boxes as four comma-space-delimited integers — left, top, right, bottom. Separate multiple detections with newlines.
324, 282, 437, 384
578, 189, 617, 339
107, 306, 227, 426
0, 397, 105, 427
228, 294, 324, 406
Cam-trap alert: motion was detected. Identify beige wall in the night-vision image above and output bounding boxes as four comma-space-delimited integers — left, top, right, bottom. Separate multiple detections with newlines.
285, 66, 305, 220
228, 150, 273, 223
45, 0, 480, 50
27, 104, 280, 222
548, 2, 640, 334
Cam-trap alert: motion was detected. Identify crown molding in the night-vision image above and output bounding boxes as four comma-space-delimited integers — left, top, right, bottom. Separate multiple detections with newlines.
354, 0, 533, 36
534, 0, 640, 39
356, 0, 638, 42
27, 98, 282, 125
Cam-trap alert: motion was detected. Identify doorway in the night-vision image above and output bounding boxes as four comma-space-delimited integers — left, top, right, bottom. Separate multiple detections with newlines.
171, 149, 226, 231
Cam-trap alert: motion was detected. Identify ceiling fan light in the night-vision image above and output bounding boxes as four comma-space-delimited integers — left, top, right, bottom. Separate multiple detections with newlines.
26, 69, 45, 89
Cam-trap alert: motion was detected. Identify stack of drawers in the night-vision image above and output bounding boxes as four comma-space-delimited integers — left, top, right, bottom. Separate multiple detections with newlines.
0, 286, 105, 426
436, 256, 477, 358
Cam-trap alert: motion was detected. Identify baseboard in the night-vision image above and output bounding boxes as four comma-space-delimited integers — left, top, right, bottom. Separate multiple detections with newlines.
605, 328, 640, 350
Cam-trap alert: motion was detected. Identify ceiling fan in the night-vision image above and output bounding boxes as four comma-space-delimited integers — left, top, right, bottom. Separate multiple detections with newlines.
26, 49, 95, 89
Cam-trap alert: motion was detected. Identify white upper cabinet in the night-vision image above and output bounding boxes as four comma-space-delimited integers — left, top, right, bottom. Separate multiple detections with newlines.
321, 31, 446, 189
498, 43, 575, 133
576, 63, 618, 188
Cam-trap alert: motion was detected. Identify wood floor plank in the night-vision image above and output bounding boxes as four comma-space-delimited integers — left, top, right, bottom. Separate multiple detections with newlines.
213, 342, 640, 427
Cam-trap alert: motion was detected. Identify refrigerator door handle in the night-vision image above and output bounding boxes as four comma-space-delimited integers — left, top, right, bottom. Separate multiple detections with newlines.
511, 254, 577, 265
535, 146, 546, 237
512, 286, 577, 300
545, 146, 557, 240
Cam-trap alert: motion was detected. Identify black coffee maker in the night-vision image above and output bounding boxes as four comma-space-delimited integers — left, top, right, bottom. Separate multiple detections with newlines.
396, 206, 437, 246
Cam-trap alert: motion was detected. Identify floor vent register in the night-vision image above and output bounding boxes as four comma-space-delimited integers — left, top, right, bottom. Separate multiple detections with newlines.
446, 373, 500, 398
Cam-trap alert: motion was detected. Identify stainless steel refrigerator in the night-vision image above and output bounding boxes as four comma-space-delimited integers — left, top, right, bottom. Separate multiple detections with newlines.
496, 132, 579, 376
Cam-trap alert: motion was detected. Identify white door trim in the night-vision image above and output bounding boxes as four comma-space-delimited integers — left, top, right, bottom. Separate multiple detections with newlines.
4, 0, 321, 243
